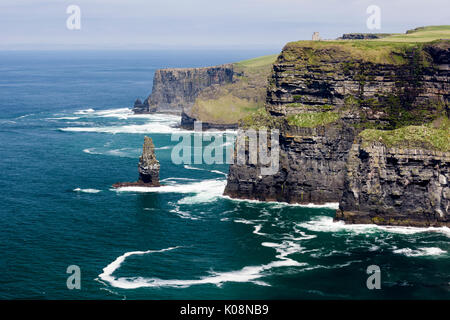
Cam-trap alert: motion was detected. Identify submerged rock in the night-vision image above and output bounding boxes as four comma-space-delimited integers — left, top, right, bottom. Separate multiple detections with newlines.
113, 136, 160, 188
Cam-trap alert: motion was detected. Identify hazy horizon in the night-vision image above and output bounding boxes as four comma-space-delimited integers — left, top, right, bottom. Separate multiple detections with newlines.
1, 0, 449, 51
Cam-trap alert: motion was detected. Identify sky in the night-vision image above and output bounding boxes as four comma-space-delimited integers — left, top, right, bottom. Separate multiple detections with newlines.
0, 0, 448, 50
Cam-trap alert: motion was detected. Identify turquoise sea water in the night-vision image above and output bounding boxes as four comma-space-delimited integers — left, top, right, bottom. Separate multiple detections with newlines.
0, 51, 449, 300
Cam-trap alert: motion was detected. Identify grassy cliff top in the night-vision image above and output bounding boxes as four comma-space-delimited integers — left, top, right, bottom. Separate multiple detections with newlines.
379, 25, 450, 42
189, 54, 277, 124
234, 54, 278, 69
359, 117, 450, 152
281, 25, 449, 65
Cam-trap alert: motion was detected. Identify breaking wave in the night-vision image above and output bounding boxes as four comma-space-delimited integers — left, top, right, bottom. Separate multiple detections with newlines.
222, 196, 339, 209
298, 216, 450, 237
73, 188, 101, 193
393, 247, 447, 257
114, 179, 227, 204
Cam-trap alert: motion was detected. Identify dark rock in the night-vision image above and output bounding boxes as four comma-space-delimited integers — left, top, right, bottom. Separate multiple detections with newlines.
132, 98, 148, 114
336, 141, 450, 227
338, 33, 392, 40
224, 122, 357, 204
113, 136, 160, 188
141, 65, 234, 115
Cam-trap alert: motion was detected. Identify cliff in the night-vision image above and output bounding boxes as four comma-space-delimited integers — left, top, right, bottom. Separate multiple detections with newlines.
337, 126, 450, 226
224, 26, 450, 226
133, 55, 277, 128
138, 65, 234, 115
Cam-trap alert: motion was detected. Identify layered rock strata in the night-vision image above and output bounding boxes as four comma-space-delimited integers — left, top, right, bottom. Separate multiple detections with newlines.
224, 39, 449, 226
135, 65, 234, 115
113, 136, 160, 188
336, 141, 450, 227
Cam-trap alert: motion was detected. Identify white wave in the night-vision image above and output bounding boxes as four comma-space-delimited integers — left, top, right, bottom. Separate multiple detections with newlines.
184, 165, 227, 176
393, 247, 447, 257
74, 108, 95, 115
73, 188, 101, 193
60, 121, 183, 134
233, 218, 255, 225
253, 224, 269, 237
99, 241, 306, 289
155, 146, 172, 150
160, 177, 198, 182
47, 116, 81, 120
114, 179, 226, 205
15, 113, 34, 119
221, 196, 339, 209
169, 204, 200, 220
83, 147, 140, 158
297, 216, 450, 237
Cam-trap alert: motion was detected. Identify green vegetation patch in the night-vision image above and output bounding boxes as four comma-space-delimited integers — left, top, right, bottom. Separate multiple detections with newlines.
191, 54, 278, 124
380, 25, 450, 42
287, 111, 340, 128
235, 54, 278, 69
280, 26, 450, 66
359, 117, 450, 152
240, 108, 283, 130
281, 40, 414, 65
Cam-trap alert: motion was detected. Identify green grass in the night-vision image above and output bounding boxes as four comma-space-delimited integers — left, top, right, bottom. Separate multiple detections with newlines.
282, 26, 449, 65
191, 93, 260, 124
190, 53, 278, 124
359, 117, 450, 152
282, 40, 414, 65
240, 108, 283, 129
379, 25, 450, 42
235, 54, 278, 69
287, 111, 340, 128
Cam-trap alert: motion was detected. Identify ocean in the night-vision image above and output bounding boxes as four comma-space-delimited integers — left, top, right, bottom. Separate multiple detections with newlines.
0, 50, 449, 300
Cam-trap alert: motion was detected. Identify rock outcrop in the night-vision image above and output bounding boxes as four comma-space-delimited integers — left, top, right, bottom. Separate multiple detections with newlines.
135, 65, 234, 115
113, 136, 160, 188
132, 98, 147, 114
224, 122, 357, 203
336, 141, 450, 227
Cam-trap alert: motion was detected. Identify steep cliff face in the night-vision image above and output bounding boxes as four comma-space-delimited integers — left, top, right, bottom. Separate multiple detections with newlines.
224, 122, 356, 203
266, 41, 448, 126
140, 65, 234, 115
336, 140, 449, 227
224, 36, 449, 223
133, 55, 277, 128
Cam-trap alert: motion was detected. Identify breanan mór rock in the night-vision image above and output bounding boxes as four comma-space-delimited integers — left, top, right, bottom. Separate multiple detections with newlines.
113, 136, 160, 188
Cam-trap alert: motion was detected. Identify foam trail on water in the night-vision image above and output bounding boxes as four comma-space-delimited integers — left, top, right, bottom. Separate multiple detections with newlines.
99, 241, 306, 289
393, 247, 447, 257
184, 165, 227, 176
114, 179, 226, 204
222, 196, 339, 209
298, 216, 450, 237
73, 188, 101, 193
83, 148, 140, 158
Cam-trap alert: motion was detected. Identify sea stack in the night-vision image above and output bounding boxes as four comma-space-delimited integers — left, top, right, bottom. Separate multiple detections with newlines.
138, 136, 160, 185
113, 136, 160, 188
